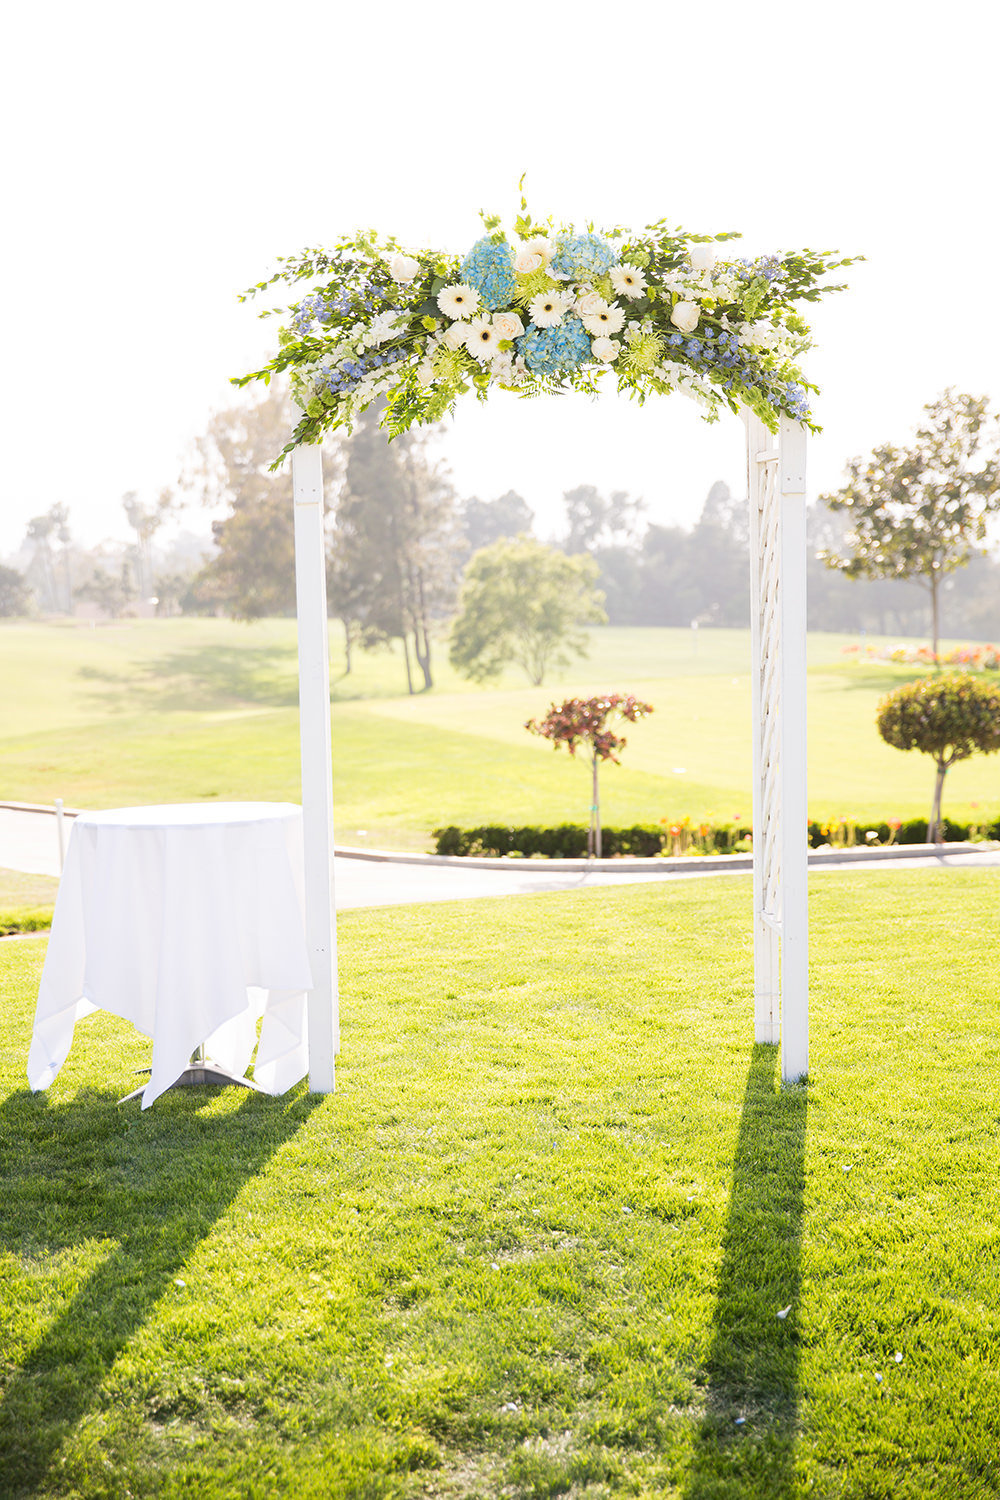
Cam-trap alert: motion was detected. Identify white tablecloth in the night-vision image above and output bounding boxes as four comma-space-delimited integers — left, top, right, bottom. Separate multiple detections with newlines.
28, 803, 315, 1108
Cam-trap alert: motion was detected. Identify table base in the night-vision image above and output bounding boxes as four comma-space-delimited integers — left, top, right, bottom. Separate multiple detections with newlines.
118, 1062, 265, 1105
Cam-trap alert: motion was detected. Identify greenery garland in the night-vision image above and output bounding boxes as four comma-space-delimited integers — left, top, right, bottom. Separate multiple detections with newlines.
235, 183, 859, 466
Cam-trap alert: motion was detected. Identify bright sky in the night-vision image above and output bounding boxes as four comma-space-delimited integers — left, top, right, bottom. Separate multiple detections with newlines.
2, 1, 998, 553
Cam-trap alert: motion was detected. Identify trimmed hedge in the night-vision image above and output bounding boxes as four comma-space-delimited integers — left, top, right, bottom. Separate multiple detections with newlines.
433, 816, 1000, 858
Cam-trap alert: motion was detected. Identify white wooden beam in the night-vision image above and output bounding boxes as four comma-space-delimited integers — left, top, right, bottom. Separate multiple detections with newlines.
778, 416, 809, 1081
292, 439, 339, 1092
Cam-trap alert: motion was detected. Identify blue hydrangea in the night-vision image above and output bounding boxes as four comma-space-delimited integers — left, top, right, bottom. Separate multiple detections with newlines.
517, 316, 593, 377
459, 236, 517, 311
550, 232, 619, 279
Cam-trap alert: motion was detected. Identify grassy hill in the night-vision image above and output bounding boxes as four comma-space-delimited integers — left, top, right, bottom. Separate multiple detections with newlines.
2, 619, 999, 850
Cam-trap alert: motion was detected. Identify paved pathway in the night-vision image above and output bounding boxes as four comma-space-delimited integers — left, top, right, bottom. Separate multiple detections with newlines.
3, 805, 999, 912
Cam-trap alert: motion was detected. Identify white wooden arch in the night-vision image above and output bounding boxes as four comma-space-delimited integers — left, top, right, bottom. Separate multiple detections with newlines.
291, 410, 808, 1093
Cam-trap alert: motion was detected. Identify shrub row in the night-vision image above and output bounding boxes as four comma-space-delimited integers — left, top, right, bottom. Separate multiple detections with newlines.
433, 816, 1000, 858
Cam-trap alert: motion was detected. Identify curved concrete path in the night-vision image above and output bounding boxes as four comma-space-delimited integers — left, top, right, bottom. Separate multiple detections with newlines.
3, 804, 1000, 912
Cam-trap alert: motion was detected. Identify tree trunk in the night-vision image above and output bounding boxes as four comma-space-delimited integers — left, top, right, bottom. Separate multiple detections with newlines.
929, 759, 948, 844
342, 618, 352, 675
591, 752, 601, 860
402, 631, 414, 695
930, 572, 941, 662
412, 567, 433, 690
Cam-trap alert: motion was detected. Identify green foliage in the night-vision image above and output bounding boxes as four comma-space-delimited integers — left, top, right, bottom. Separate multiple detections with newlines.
432, 823, 669, 858
877, 672, 1000, 840
0, 565, 32, 617
449, 536, 606, 686
821, 390, 1000, 653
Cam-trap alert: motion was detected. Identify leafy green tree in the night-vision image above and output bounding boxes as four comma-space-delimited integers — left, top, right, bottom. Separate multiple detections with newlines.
460, 491, 534, 558
449, 536, 606, 686
876, 673, 1000, 842
0, 565, 32, 617
526, 694, 654, 857
563, 484, 645, 553
820, 391, 1000, 657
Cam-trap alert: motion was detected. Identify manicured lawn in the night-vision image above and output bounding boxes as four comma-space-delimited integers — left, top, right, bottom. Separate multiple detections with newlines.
0, 868, 59, 935
2, 869, 998, 1496
3, 620, 1000, 850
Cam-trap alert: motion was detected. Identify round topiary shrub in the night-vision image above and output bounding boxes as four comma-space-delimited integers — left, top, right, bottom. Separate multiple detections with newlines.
876, 673, 1000, 843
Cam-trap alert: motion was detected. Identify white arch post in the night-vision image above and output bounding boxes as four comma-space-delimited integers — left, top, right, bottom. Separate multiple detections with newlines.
745, 411, 809, 1081
291, 439, 339, 1093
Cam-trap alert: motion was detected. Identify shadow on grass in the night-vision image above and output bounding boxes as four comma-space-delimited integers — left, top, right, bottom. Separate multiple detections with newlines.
78, 643, 301, 713
684, 1044, 808, 1499
0, 1084, 321, 1497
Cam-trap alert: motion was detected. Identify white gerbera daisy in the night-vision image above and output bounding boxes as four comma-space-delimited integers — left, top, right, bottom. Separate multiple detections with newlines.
528, 291, 565, 328
523, 235, 554, 264
610, 263, 648, 299
582, 303, 625, 337
437, 283, 481, 319
466, 316, 499, 361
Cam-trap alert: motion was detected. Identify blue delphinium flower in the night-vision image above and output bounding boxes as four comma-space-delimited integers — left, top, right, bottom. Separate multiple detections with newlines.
518, 317, 592, 377
459, 236, 518, 311
550, 232, 619, 279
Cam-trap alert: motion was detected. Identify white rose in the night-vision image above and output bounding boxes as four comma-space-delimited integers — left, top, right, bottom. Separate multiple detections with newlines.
388, 253, 421, 283
576, 292, 606, 316
591, 337, 620, 363
689, 243, 717, 272
514, 249, 544, 275
442, 322, 470, 350
492, 310, 525, 340
523, 235, 554, 264
670, 301, 701, 334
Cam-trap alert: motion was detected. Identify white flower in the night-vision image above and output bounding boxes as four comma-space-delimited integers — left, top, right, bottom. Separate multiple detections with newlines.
437, 283, 480, 319
388, 253, 421, 283
492, 310, 525, 341
582, 303, 625, 336
514, 249, 545, 275
416, 360, 436, 386
576, 291, 606, 317
523, 235, 554, 264
441, 321, 470, 351
670, 300, 701, 334
689, 243, 717, 271
610, 264, 648, 299
529, 291, 565, 328
591, 337, 620, 362
366, 310, 400, 348
466, 316, 499, 361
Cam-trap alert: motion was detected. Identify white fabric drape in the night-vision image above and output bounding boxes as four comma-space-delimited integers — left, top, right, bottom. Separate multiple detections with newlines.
28, 803, 315, 1107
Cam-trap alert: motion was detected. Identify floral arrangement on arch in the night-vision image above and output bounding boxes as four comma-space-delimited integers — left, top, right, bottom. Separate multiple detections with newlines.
235, 183, 858, 464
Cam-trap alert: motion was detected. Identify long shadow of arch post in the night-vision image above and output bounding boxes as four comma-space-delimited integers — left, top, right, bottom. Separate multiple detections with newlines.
0, 1086, 321, 1498
684, 1044, 808, 1498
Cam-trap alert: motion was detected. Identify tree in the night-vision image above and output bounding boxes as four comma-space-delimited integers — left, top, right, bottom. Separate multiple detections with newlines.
123, 489, 174, 602
449, 536, 607, 686
876, 674, 1000, 843
562, 484, 645, 553
0, 565, 32, 617
333, 403, 459, 691
460, 491, 534, 558
820, 391, 1000, 658
24, 504, 72, 612
526, 695, 654, 857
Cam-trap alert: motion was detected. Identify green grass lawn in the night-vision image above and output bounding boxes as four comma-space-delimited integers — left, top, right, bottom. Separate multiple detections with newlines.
3, 620, 1000, 850
2, 869, 999, 1497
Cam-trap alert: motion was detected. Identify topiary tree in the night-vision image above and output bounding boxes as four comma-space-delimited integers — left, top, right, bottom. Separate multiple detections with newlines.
876, 673, 1000, 843
525, 695, 654, 858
